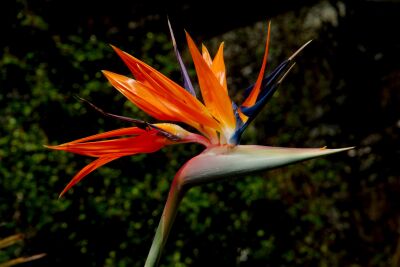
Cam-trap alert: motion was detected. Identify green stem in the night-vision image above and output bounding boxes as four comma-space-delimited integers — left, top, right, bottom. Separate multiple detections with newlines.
144, 177, 187, 267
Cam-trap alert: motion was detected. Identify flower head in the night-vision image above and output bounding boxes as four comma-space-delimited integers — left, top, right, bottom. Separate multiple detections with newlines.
48, 21, 353, 266
47, 21, 348, 197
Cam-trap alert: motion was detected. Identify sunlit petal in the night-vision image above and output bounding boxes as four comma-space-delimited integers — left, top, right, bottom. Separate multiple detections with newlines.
210, 42, 227, 91
201, 42, 227, 91
111, 46, 217, 125
102, 70, 220, 134
102, 71, 176, 119
186, 32, 235, 134
201, 44, 213, 66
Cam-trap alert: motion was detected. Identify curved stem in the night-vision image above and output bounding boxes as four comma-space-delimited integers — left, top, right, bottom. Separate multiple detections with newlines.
143, 144, 353, 266
144, 177, 187, 267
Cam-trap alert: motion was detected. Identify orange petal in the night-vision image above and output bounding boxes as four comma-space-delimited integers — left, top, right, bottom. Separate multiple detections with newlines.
202, 44, 213, 66
102, 70, 220, 136
109, 46, 223, 138
51, 122, 217, 197
111, 45, 204, 111
102, 71, 177, 120
202, 43, 227, 92
211, 42, 227, 92
47, 129, 167, 157
48, 127, 145, 145
185, 32, 235, 131
110, 45, 150, 86
59, 155, 122, 197
133, 66, 220, 127
202, 43, 227, 91
51, 129, 171, 197
242, 21, 271, 108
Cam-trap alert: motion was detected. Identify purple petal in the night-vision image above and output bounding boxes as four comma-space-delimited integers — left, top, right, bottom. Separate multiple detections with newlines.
167, 19, 196, 97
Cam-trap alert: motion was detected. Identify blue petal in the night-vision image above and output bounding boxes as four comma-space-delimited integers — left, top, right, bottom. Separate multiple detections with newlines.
232, 41, 312, 145
232, 101, 243, 128
168, 19, 196, 97
241, 59, 290, 117
241, 60, 289, 105
230, 61, 295, 145
241, 83, 279, 117
241, 40, 312, 106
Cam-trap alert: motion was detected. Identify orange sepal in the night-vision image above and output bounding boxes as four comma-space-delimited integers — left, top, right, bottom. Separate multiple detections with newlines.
102, 71, 177, 120
102, 70, 220, 137
242, 21, 271, 108
59, 155, 122, 198
46, 128, 167, 157
110, 45, 214, 118
48, 128, 170, 197
210, 42, 227, 92
185, 32, 235, 130
202, 44, 213, 66
132, 66, 221, 130
47, 127, 144, 145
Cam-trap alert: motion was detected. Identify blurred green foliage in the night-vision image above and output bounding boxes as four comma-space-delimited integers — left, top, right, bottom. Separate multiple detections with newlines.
1, 0, 399, 266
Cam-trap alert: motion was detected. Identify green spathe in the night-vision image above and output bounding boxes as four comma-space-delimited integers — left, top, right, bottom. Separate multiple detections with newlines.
177, 145, 354, 186
145, 144, 353, 267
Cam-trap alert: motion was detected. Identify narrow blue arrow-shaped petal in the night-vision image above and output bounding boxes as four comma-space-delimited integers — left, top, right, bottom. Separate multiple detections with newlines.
167, 19, 196, 97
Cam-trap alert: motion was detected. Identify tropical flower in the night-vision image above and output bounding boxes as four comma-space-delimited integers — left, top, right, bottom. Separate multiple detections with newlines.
47, 21, 352, 266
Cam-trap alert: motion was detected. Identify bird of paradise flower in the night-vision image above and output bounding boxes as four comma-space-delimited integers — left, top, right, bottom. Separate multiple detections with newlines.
47, 21, 353, 266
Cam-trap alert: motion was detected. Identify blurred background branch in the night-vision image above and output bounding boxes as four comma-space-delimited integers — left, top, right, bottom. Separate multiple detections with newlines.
0, 234, 45, 267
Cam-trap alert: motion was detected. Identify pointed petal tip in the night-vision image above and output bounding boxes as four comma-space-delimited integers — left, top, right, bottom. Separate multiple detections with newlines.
109, 45, 127, 59
168, 20, 196, 96
101, 70, 114, 79
58, 185, 71, 198
167, 18, 177, 46
101, 70, 124, 82
101, 70, 113, 81
109, 44, 123, 55
58, 184, 72, 198
109, 44, 119, 51
44, 144, 64, 150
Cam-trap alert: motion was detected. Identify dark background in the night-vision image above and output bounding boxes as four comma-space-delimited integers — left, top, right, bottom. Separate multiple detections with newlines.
1, 0, 399, 266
